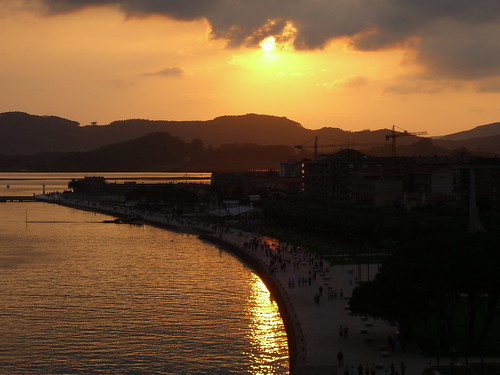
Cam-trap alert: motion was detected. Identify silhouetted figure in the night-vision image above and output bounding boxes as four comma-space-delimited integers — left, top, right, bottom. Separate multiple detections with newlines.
314, 293, 320, 304
388, 335, 394, 351
400, 362, 406, 375
343, 325, 349, 338
339, 325, 343, 338
337, 351, 344, 366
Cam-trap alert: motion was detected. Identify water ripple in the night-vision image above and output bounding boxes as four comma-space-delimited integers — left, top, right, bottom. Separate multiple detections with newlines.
0, 202, 289, 374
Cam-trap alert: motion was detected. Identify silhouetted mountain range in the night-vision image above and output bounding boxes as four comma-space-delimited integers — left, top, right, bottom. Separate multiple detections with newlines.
0, 132, 297, 172
0, 111, 499, 171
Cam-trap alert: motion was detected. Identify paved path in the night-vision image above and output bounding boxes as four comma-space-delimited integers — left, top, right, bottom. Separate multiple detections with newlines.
209, 227, 434, 375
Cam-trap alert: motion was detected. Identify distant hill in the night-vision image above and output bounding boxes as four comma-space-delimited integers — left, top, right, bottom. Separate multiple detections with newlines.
437, 122, 500, 141
1, 111, 499, 157
0, 112, 81, 154
7, 132, 299, 172
107, 114, 308, 147
52, 132, 198, 171
432, 135, 500, 156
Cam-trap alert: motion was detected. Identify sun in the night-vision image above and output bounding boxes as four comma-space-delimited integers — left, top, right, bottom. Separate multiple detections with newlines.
259, 36, 276, 52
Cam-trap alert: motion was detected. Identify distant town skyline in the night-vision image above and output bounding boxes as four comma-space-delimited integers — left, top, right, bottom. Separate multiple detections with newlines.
2, 0, 500, 136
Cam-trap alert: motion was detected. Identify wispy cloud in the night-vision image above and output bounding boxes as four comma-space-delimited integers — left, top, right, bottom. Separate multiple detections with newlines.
340, 76, 369, 88
143, 66, 184, 77
384, 84, 443, 95
320, 75, 369, 90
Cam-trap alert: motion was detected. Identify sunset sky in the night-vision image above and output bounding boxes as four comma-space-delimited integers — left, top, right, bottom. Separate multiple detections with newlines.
1, 0, 500, 136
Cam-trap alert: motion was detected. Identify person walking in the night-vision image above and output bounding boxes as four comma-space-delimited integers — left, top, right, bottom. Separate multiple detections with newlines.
400, 362, 406, 375
337, 350, 344, 366
343, 325, 349, 338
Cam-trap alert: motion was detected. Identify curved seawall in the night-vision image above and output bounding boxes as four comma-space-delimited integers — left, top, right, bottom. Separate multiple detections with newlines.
198, 234, 302, 374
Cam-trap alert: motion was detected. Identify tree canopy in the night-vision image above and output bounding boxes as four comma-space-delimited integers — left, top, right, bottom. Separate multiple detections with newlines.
349, 232, 500, 351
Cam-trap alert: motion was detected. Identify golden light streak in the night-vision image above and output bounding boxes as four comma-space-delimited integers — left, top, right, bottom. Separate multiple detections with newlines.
247, 274, 288, 374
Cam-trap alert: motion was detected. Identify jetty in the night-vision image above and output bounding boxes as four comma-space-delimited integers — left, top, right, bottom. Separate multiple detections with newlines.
0, 195, 38, 202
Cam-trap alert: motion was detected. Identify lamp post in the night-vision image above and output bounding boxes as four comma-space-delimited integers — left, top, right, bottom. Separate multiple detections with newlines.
437, 318, 449, 368
449, 345, 458, 375
366, 245, 370, 281
357, 253, 362, 282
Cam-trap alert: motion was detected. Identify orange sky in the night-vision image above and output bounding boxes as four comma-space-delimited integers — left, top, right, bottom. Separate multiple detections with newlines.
1, 1, 500, 136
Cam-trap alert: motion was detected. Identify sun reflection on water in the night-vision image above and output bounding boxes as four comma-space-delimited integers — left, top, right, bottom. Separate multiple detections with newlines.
247, 274, 289, 374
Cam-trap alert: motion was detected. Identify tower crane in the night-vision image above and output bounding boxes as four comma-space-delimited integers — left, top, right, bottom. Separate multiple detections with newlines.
385, 125, 427, 157
294, 136, 349, 161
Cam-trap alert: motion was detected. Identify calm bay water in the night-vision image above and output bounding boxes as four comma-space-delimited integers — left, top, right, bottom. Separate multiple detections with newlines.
0, 174, 289, 374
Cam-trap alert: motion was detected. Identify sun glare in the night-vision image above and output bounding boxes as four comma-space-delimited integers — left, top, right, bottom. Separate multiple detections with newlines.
259, 36, 275, 52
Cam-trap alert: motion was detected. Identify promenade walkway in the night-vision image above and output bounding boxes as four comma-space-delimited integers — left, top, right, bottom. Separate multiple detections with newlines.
210, 227, 433, 375
36, 194, 436, 375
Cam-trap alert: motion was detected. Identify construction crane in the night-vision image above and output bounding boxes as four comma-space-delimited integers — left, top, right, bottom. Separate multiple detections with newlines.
385, 125, 427, 157
295, 136, 349, 161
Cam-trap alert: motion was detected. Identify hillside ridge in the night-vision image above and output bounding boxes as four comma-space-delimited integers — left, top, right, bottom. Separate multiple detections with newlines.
1, 111, 499, 156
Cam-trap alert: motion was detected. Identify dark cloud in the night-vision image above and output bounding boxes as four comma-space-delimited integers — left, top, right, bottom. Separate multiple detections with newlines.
416, 21, 500, 80
38, 0, 500, 80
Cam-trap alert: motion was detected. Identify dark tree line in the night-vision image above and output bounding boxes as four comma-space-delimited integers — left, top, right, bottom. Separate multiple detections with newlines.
349, 232, 500, 352
261, 196, 469, 246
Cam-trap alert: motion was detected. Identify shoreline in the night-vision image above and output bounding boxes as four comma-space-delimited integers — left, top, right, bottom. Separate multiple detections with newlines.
36, 193, 304, 374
